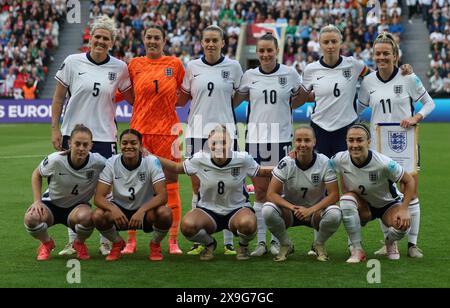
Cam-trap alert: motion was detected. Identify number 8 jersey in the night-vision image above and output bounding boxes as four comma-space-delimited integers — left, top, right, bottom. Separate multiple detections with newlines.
99, 154, 166, 211
183, 151, 260, 215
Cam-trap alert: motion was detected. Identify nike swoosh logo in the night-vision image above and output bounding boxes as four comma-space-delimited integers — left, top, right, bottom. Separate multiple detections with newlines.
114, 176, 122, 179
78, 72, 86, 75
59, 173, 67, 175
370, 91, 376, 94
343, 171, 351, 174
252, 81, 259, 84
317, 76, 325, 80
194, 74, 200, 77
203, 169, 211, 172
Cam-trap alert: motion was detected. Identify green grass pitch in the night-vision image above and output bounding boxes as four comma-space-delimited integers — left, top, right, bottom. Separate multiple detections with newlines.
0, 123, 449, 288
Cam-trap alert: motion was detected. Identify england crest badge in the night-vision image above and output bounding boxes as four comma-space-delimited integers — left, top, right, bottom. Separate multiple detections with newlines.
388, 131, 407, 153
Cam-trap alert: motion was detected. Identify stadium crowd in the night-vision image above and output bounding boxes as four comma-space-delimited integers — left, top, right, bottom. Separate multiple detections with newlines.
82, 0, 409, 77
0, 0, 66, 99
424, 0, 450, 94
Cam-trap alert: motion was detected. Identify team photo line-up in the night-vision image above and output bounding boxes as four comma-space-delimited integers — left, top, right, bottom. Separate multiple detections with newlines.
24, 15, 435, 263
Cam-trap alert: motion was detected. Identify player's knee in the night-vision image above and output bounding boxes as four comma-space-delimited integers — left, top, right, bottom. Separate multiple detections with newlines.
75, 208, 93, 227
340, 195, 358, 216
321, 206, 342, 228
236, 216, 257, 234
262, 202, 281, 224
181, 218, 198, 237
24, 210, 41, 228
157, 205, 172, 222
92, 208, 107, 227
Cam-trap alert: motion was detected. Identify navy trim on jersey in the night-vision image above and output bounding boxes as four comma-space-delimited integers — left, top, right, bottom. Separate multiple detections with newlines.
410, 97, 414, 117
350, 150, 373, 168
67, 152, 90, 170
121, 154, 143, 171
201, 55, 225, 66
388, 180, 399, 199
259, 63, 280, 75
295, 152, 317, 171
376, 67, 399, 83
319, 56, 343, 69
211, 157, 232, 168
86, 52, 110, 66
55, 75, 68, 88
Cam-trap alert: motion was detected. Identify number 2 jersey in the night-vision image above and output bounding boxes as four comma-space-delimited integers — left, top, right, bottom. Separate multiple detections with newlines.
99, 154, 166, 211
330, 150, 404, 208
39, 152, 107, 208
272, 153, 337, 207
183, 151, 260, 215
55, 53, 132, 142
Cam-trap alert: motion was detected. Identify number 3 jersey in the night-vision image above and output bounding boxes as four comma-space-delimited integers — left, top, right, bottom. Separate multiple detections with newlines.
330, 150, 404, 208
272, 153, 337, 207
55, 53, 132, 142
183, 151, 260, 215
99, 154, 166, 211
39, 152, 107, 208
237, 64, 302, 143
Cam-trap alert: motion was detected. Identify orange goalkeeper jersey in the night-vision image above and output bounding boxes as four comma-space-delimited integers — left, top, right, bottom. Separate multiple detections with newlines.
128, 56, 185, 135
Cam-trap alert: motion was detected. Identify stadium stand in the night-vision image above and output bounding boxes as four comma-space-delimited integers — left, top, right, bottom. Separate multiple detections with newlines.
0, 0, 65, 99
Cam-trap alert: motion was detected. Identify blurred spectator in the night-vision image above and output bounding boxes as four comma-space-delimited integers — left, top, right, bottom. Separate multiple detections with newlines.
21, 78, 38, 100
430, 69, 444, 93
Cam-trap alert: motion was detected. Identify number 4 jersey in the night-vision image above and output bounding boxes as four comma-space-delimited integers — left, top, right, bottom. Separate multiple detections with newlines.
183, 151, 260, 215
40, 152, 107, 208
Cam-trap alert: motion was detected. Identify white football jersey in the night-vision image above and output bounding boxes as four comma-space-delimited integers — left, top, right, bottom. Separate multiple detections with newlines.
237, 64, 303, 143
55, 53, 132, 142
272, 153, 337, 207
40, 152, 106, 208
358, 70, 427, 149
99, 154, 166, 211
183, 151, 260, 215
330, 150, 404, 208
302, 56, 369, 131
182, 56, 243, 139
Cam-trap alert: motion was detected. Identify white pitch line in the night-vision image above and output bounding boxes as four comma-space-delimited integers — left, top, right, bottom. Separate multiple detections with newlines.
0, 154, 45, 159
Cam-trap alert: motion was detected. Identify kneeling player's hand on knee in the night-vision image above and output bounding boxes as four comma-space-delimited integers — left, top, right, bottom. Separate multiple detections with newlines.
29, 201, 46, 217
110, 207, 129, 229
129, 210, 145, 230
395, 209, 411, 231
